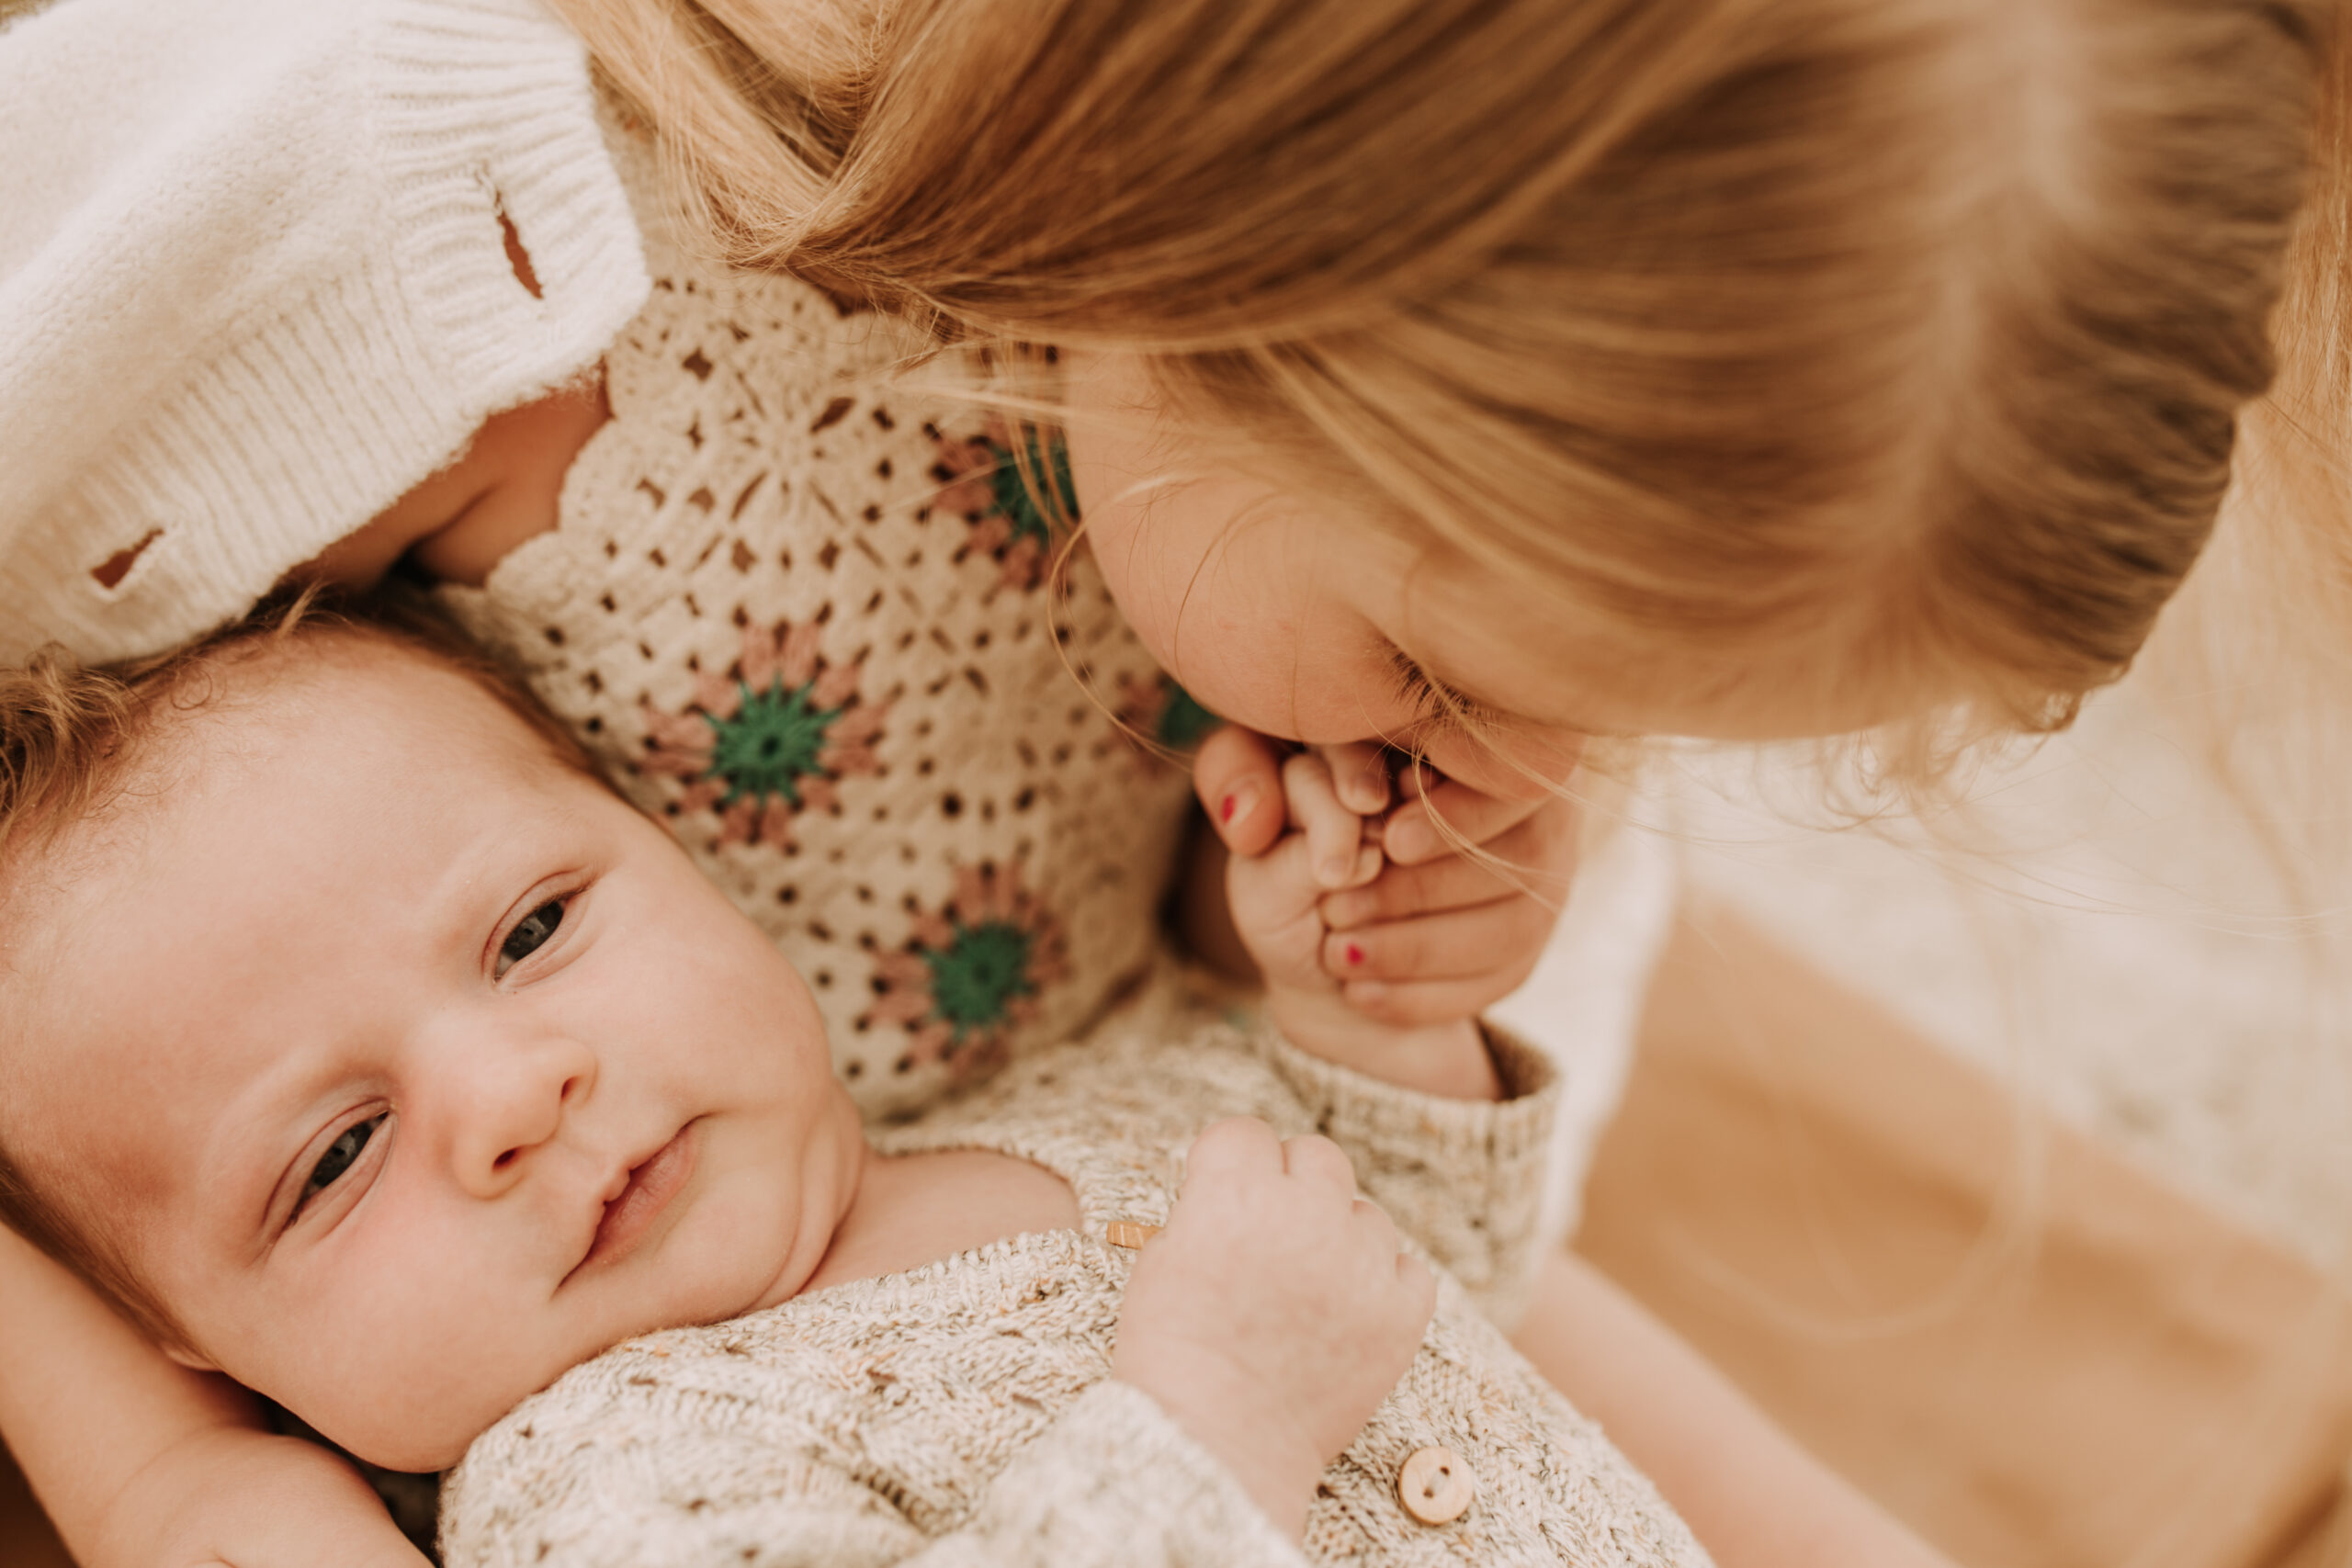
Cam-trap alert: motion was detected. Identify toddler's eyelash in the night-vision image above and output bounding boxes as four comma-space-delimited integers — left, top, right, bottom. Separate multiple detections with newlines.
1386, 649, 1487, 731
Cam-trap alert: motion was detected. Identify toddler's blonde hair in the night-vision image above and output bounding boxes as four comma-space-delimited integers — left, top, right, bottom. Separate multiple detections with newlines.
559, 0, 2322, 765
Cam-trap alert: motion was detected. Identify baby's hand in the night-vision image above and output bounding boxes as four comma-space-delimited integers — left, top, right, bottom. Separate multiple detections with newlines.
1110, 1117, 1436, 1539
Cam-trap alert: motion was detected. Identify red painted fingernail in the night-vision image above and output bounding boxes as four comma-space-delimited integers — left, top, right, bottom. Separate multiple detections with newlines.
1344, 942, 1365, 966
1220, 793, 1238, 823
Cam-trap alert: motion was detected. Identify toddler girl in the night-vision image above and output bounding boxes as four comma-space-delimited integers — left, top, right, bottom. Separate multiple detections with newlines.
0, 597, 1700, 1568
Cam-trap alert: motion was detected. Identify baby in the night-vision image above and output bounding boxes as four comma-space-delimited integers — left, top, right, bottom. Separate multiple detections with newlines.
0, 598, 1701, 1568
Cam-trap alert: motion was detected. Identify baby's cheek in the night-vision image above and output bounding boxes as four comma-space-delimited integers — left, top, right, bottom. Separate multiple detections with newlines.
255, 1232, 542, 1471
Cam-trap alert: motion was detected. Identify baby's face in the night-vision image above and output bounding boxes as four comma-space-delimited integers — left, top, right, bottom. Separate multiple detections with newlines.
6, 645, 862, 1471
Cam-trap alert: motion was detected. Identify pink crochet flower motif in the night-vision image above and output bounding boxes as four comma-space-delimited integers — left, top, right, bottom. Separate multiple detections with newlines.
932, 415, 1079, 591
864, 863, 1069, 1079
639, 620, 888, 849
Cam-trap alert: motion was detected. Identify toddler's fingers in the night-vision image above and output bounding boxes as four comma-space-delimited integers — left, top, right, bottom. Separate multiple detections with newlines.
1319, 823, 1567, 930
1193, 725, 1287, 858
1383, 778, 1566, 865
1281, 751, 1370, 890
1323, 897, 1556, 984
1313, 740, 1392, 816
1340, 973, 1528, 1028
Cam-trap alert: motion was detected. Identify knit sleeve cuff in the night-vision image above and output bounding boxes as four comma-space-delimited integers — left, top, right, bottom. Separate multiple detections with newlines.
1257, 1021, 1560, 1327
376, 0, 651, 399
966, 1381, 1311, 1568
9, 0, 651, 666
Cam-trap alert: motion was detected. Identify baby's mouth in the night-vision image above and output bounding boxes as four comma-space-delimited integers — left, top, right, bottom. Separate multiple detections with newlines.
572, 1122, 699, 1280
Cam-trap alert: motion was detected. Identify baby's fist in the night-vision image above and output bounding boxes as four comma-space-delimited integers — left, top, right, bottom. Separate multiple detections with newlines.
1223, 750, 1382, 997
1111, 1118, 1434, 1536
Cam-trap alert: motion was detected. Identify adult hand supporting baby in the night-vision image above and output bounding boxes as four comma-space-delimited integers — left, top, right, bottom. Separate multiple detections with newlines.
1109, 1117, 1436, 1540
1194, 724, 1578, 1027
0, 1228, 427, 1568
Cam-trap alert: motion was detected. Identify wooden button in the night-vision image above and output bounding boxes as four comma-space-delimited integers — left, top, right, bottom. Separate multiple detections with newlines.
1396, 1445, 1476, 1525
1103, 1220, 1161, 1248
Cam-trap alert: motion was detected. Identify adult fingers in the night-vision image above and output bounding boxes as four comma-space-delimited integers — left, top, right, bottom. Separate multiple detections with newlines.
1193, 724, 1288, 857
1321, 897, 1555, 985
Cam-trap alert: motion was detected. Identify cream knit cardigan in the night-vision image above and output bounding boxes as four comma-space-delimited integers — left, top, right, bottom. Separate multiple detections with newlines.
0, 0, 649, 662
439, 998, 1709, 1568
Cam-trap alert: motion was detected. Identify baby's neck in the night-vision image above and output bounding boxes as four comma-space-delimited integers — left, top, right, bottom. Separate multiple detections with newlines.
796, 1146, 1081, 1296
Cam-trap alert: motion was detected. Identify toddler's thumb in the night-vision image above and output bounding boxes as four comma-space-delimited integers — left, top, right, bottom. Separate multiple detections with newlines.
1193, 726, 1286, 857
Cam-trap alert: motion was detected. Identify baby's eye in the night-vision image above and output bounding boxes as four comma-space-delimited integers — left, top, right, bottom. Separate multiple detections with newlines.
301, 1114, 385, 1207
496, 899, 566, 978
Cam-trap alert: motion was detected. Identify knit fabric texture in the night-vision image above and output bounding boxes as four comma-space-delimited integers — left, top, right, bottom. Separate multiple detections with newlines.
439, 995, 1709, 1568
0, 0, 650, 663
438, 216, 1198, 1118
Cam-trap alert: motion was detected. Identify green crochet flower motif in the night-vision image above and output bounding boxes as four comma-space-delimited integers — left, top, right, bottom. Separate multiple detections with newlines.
865, 864, 1069, 1078
705, 678, 836, 807
980, 423, 1076, 558
1153, 679, 1220, 750
639, 620, 888, 849
922, 919, 1038, 1035
933, 417, 1080, 590
1115, 671, 1224, 767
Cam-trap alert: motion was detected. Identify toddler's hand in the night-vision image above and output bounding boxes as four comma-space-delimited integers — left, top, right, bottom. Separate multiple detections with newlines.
1111, 1118, 1436, 1539
1199, 727, 1577, 1029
